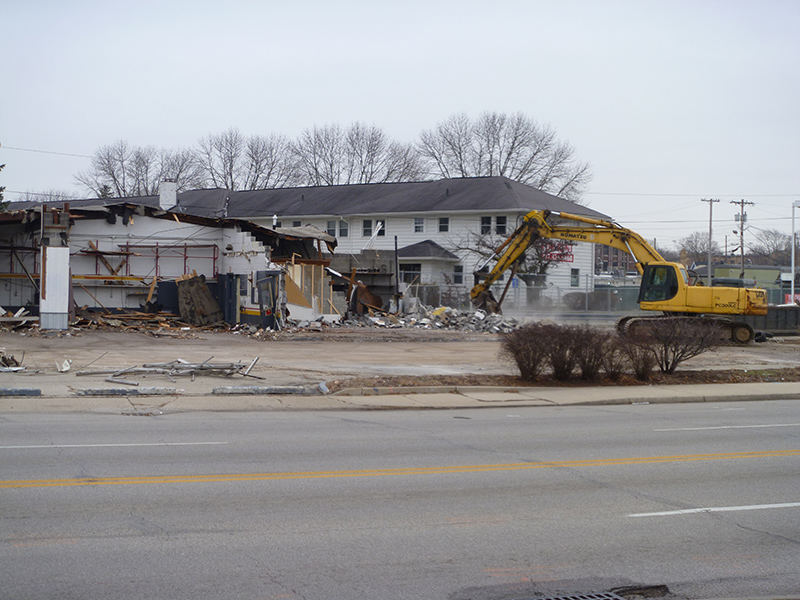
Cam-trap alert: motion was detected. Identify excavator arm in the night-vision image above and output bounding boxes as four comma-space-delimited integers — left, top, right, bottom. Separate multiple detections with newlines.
471, 209, 664, 311
470, 209, 767, 328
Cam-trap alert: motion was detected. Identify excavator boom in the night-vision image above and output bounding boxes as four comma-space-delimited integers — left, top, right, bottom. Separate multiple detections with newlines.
470, 209, 768, 342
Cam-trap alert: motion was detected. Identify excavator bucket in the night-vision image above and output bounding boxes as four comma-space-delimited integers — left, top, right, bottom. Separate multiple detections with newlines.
472, 290, 501, 315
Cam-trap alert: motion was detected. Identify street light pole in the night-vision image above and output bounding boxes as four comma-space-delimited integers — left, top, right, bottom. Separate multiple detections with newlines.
792, 201, 800, 301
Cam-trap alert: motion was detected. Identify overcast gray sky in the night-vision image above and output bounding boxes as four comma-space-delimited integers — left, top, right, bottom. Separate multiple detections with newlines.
2, 0, 798, 250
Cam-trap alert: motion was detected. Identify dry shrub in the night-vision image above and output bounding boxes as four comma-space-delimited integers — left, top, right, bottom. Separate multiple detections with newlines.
499, 322, 552, 381
546, 324, 578, 381
573, 326, 608, 381
643, 318, 725, 374
601, 335, 629, 381
622, 339, 657, 381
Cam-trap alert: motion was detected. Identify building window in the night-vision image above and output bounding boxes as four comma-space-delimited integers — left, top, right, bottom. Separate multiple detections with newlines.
326, 220, 336, 237
239, 275, 248, 297
453, 265, 464, 285
414, 217, 424, 233
480, 216, 492, 235
339, 220, 348, 237
376, 219, 386, 236
363, 219, 372, 237
400, 263, 422, 284
438, 217, 449, 233
274, 220, 282, 228
292, 220, 301, 228
495, 216, 507, 235
571, 268, 580, 287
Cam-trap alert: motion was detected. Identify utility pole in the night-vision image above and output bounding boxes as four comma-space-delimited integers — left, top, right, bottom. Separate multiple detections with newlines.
701, 198, 719, 286
731, 199, 754, 279
792, 201, 800, 301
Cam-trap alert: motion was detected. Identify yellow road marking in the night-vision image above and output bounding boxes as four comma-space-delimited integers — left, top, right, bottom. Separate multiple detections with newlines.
2, 449, 798, 489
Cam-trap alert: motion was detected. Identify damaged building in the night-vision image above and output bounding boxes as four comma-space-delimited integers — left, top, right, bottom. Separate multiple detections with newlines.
1, 183, 337, 330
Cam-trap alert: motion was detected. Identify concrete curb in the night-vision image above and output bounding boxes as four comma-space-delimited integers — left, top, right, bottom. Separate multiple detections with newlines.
0, 388, 42, 396
75, 388, 183, 397
212, 385, 314, 396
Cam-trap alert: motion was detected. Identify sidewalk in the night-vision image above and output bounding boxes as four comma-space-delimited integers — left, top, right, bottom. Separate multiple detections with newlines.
0, 373, 798, 413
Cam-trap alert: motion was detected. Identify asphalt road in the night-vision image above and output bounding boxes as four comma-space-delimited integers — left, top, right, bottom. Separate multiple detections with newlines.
2, 401, 799, 600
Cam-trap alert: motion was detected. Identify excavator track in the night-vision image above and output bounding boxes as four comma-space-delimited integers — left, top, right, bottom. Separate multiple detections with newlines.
616, 314, 754, 343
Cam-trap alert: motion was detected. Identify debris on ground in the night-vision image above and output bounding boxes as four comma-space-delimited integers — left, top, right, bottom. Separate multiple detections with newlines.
76, 357, 263, 385
274, 305, 520, 336
0, 349, 24, 372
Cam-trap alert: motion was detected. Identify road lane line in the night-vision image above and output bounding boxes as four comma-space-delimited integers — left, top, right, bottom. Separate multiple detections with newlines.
628, 502, 800, 517
2, 449, 798, 489
655, 423, 800, 432
0, 442, 228, 449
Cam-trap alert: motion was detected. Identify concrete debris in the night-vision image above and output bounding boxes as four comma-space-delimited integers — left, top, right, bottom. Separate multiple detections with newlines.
0, 303, 517, 340
274, 305, 520, 335
76, 357, 263, 385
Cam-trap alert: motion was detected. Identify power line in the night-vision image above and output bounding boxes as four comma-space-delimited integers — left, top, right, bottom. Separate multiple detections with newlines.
0, 144, 92, 159
587, 191, 799, 198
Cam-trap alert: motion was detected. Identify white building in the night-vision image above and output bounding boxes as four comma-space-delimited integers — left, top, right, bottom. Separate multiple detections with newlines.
159, 177, 610, 308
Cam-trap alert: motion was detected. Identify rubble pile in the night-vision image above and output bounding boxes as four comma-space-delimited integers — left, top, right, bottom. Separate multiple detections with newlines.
271, 305, 521, 335
356, 305, 520, 333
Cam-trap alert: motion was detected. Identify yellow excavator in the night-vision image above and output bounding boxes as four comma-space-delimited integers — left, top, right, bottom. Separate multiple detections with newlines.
470, 210, 768, 342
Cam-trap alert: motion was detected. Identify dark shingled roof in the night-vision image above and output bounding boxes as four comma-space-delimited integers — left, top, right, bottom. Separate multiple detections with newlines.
397, 240, 459, 260
9, 176, 610, 221
190, 176, 609, 219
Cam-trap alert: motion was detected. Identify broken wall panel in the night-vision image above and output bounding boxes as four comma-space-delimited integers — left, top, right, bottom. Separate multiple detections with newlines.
40, 246, 70, 329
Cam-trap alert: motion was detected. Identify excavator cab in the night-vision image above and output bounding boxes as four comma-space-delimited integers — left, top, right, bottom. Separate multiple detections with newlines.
638, 263, 682, 303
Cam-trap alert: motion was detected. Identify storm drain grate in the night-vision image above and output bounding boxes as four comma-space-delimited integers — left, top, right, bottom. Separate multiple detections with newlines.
515, 594, 626, 600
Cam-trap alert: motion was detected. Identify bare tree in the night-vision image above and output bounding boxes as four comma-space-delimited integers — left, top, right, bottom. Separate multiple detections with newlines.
293, 124, 346, 186
446, 225, 575, 293
679, 231, 722, 265
294, 122, 425, 186
76, 140, 204, 197
76, 140, 132, 197
196, 128, 247, 190
749, 228, 792, 265
418, 112, 592, 201
242, 134, 299, 190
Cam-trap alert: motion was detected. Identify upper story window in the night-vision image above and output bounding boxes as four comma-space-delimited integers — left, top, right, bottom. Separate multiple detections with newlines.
453, 264, 464, 285
414, 218, 424, 233
438, 217, 449, 233
326, 220, 336, 237
481, 215, 507, 235
362, 219, 386, 237
292, 220, 302, 228
339, 220, 349, 237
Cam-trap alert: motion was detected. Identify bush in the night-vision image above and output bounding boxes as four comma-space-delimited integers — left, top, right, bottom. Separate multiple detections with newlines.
544, 324, 578, 381
601, 335, 629, 381
622, 338, 658, 381
619, 317, 724, 378
573, 326, 607, 381
499, 322, 552, 381
642, 318, 724, 374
